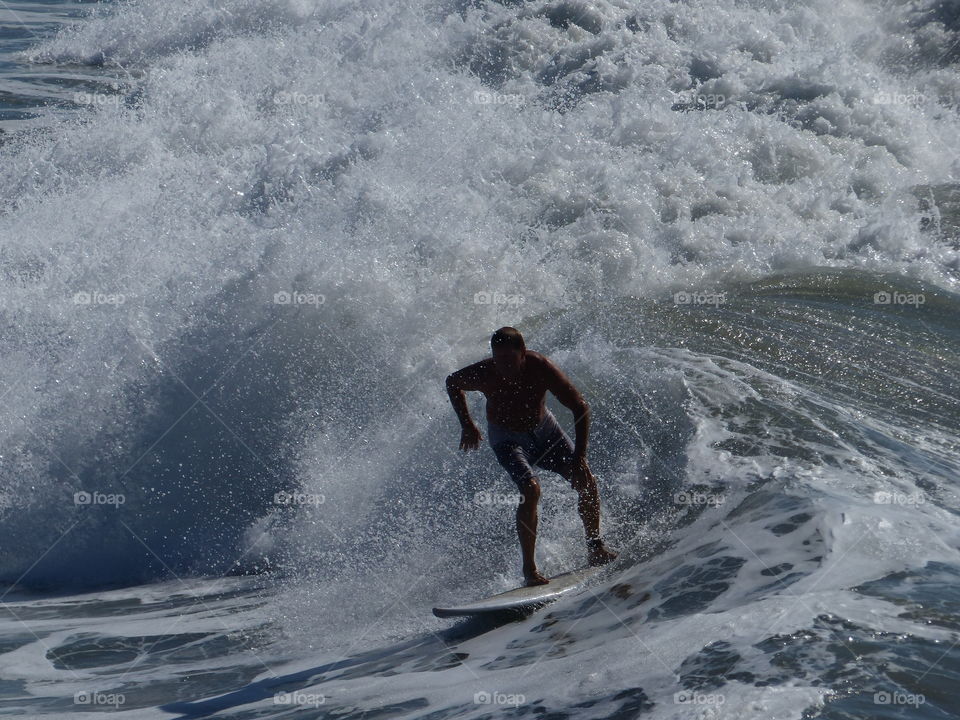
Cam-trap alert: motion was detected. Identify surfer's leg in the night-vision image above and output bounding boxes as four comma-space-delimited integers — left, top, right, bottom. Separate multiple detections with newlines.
517, 477, 549, 586
533, 416, 618, 566
491, 441, 549, 586
531, 414, 598, 538
569, 464, 617, 565
569, 461, 601, 541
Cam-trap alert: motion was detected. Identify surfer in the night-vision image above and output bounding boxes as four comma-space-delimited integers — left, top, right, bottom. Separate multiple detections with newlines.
446, 327, 618, 586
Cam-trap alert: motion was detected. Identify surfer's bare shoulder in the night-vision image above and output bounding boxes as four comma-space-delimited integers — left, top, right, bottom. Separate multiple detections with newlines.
523, 351, 586, 410
523, 350, 551, 374
446, 358, 496, 392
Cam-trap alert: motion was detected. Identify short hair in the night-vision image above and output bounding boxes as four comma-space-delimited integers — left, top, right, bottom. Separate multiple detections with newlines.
491, 326, 525, 352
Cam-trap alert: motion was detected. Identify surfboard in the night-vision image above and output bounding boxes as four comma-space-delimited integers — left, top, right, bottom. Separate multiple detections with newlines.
432, 565, 605, 618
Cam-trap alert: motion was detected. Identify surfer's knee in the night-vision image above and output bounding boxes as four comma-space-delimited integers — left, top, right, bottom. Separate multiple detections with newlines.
519, 477, 541, 504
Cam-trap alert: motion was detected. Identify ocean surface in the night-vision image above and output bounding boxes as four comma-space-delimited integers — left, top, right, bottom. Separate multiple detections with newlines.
0, 0, 128, 132
1, 0, 960, 717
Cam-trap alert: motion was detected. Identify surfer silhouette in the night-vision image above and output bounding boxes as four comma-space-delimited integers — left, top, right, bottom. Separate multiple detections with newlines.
446, 327, 618, 586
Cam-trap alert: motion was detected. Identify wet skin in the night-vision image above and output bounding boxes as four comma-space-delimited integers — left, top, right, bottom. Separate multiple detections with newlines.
446, 347, 617, 585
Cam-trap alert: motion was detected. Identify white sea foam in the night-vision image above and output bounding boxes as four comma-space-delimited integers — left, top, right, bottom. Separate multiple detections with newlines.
2, 0, 960, 716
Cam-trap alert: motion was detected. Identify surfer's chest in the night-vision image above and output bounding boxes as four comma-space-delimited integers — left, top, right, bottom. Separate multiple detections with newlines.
482, 376, 548, 406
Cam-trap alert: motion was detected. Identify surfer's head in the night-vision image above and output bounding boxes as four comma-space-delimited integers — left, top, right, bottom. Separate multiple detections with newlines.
491, 327, 525, 379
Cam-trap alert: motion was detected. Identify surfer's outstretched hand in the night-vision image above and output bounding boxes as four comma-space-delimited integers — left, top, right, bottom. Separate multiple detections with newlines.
459, 423, 482, 450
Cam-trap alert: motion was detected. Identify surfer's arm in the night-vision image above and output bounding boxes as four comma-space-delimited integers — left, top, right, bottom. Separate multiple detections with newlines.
446, 363, 486, 450
544, 359, 590, 460
445, 363, 484, 426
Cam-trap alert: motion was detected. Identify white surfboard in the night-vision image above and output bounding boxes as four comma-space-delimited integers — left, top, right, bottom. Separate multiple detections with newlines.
432, 565, 605, 618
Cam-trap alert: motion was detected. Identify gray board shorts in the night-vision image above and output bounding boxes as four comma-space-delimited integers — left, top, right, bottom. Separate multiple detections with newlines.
487, 410, 575, 490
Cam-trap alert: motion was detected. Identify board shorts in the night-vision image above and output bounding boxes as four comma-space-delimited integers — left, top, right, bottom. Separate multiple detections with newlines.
487, 410, 575, 490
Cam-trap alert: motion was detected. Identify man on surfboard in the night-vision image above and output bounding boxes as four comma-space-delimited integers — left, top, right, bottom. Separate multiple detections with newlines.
446, 327, 618, 586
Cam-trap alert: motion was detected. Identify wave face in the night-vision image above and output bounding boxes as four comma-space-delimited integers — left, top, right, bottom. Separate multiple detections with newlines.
1, 0, 960, 716
0, 0, 957, 580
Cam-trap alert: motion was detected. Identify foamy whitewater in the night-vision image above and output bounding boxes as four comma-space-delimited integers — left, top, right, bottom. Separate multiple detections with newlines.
1, 0, 960, 717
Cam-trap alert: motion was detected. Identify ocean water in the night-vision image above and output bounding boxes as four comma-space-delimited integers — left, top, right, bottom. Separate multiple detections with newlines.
0, 0, 128, 132
1, 0, 960, 717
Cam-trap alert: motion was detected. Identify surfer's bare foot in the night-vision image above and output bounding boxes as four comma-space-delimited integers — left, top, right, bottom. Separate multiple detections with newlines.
587, 541, 618, 566
523, 569, 550, 586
